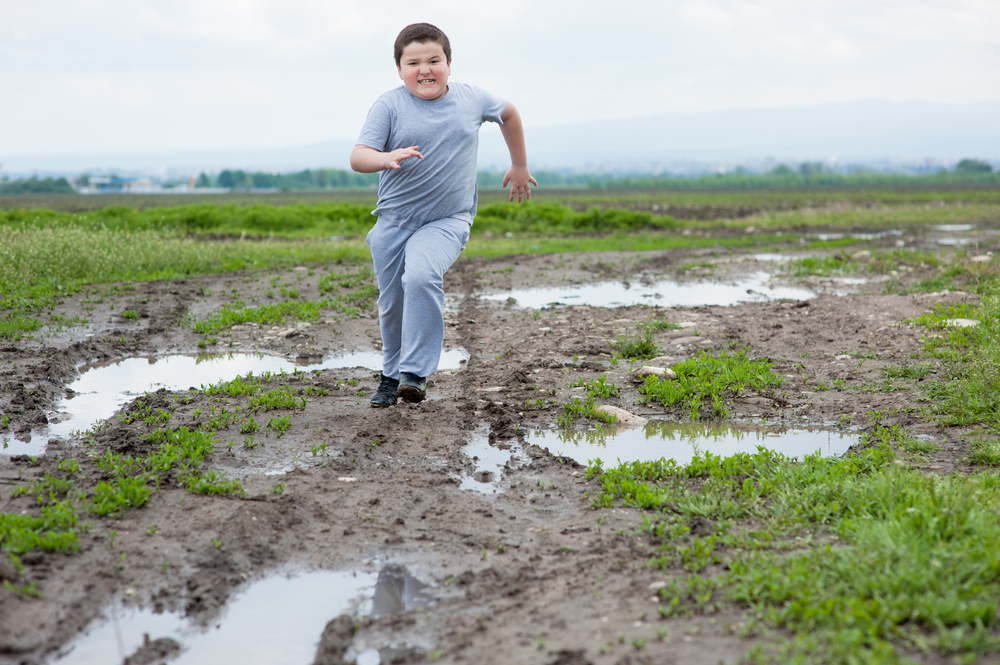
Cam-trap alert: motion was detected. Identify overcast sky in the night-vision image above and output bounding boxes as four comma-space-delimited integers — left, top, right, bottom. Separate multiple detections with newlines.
2, 0, 998, 156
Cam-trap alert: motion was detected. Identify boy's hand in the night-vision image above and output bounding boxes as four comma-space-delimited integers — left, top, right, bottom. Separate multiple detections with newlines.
502, 166, 538, 203
385, 145, 423, 170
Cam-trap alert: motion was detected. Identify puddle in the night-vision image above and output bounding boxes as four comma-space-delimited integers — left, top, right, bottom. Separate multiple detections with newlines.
459, 429, 529, 494
11, 348, 468, 456
809, 230, 903, 241
480, 272, 814, 309
52, 565, 434, 665
937, 237, 978, 246
529, 420, 861, 467
933, 224, 974, 232
748, 253, 791, 262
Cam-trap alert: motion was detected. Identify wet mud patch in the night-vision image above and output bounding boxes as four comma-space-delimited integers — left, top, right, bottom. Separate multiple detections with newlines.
0, 241, 989, 664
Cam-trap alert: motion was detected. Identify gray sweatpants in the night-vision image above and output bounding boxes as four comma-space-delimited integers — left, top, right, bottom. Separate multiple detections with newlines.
366, 217, 471, 380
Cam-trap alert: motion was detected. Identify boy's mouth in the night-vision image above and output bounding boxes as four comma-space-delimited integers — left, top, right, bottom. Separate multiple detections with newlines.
418, 79, 435, 85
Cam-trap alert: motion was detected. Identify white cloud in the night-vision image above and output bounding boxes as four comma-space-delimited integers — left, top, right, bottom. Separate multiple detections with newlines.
1, 0, 998, 155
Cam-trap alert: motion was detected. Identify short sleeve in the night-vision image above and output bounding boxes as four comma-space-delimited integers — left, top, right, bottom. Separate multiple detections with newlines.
357, 99, 392, 151
477, 87, 507, 125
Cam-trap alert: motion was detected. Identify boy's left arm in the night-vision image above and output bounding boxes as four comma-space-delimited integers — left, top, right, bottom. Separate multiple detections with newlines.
499, 102, 538, 203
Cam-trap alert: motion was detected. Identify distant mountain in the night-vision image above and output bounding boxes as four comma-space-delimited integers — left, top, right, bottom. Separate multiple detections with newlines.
3, 100, 998, 175
478, 99, 1000, 170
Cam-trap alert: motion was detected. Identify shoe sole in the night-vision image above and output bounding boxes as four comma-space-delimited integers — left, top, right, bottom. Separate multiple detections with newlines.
370, 401, 396, 408
397, 385, 425, 403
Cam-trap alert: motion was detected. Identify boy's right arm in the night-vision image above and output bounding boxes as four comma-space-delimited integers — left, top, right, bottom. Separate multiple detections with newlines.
350, 145, 423, 173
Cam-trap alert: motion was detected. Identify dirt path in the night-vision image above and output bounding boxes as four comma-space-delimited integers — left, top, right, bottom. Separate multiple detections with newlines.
0, 245, 977, 665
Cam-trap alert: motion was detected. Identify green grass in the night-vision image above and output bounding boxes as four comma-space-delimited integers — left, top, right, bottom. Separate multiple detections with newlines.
1, 425, 242, 567
588, 422, 1000, 663
611, 326, 659, 360
558, 375, 624, 427
5, 192, 993, 340
0, 225, 368, 339
318, 269, 378, 317
787, 254, 859, 277
640, 350, 784, 419
192, 300, 321, 335
910, 282, 1000, 431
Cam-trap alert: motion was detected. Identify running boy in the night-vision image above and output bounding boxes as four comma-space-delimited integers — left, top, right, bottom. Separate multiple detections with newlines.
351, 22, 536, 407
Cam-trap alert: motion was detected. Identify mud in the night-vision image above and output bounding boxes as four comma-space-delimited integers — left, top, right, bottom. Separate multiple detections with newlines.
0, 236, 989, 665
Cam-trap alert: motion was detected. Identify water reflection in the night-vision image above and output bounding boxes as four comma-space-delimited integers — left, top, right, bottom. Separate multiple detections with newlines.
369, 565, 433, 618
480, 272, 814, 309
529, 420, 861, 466
14, 348, 468, 455
459, 429, 528, 494
51, 564, 435, 665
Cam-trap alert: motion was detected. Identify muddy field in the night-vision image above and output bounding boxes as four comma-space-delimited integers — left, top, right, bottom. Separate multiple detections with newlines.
0, 231, 991, 665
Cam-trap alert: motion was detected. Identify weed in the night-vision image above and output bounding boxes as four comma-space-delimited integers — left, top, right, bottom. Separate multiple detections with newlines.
883, 363, 931, 380
640, 349, 782, 419
4, 579, 40, 597
611, 327, 659, 360
588, 422, 1000, 662
968, 435, 1000, 466
787, 254, 859, 277
122, 310, 140, 321
240, 418, 260, 434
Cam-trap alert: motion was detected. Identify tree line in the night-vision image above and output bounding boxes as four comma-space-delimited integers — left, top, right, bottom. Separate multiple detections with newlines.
0, 159, 995, 195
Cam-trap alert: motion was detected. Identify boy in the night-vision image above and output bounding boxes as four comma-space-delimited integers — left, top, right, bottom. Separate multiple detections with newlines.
351, 22, 536, 407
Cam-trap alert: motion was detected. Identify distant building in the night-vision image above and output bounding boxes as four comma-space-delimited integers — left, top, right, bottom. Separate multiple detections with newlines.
79, 176, 229, 194
82, 177, 159, 194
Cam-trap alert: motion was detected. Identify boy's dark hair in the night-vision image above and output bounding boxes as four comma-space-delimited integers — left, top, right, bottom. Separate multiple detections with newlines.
394, 23, 451, 66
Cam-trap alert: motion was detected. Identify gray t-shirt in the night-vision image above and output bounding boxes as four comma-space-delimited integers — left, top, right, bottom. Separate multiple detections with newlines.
356, 82, 507, 229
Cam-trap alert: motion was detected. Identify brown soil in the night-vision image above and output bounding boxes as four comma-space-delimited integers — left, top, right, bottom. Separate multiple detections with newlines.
0, 241, 983, 665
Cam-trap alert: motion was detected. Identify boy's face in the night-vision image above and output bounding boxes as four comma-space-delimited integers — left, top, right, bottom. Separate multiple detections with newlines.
396, 40, 451, 101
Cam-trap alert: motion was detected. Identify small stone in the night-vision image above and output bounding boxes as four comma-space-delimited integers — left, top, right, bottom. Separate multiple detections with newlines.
634, 366, 677, 380
293, 266, 308, 272
970, 255, 993, 263
672, 336, 701, 346
745, 225, 756, 234
835, 354, 851, 360
595, 405, 647, 428
945, 318, 979, 328
337, 477, 357, 482
647, 356, 675, 366
852, 250, 871, 260
476, 387, 506, 393
648, 581, 667, 591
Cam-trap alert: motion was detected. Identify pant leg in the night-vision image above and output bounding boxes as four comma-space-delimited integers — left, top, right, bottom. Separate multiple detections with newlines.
367, 219, 414, 380
399, 218, 470, 378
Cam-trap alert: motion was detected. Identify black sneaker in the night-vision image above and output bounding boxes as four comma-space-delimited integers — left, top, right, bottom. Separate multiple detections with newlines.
370, 374, 399, 408
397, 372, 426, 403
